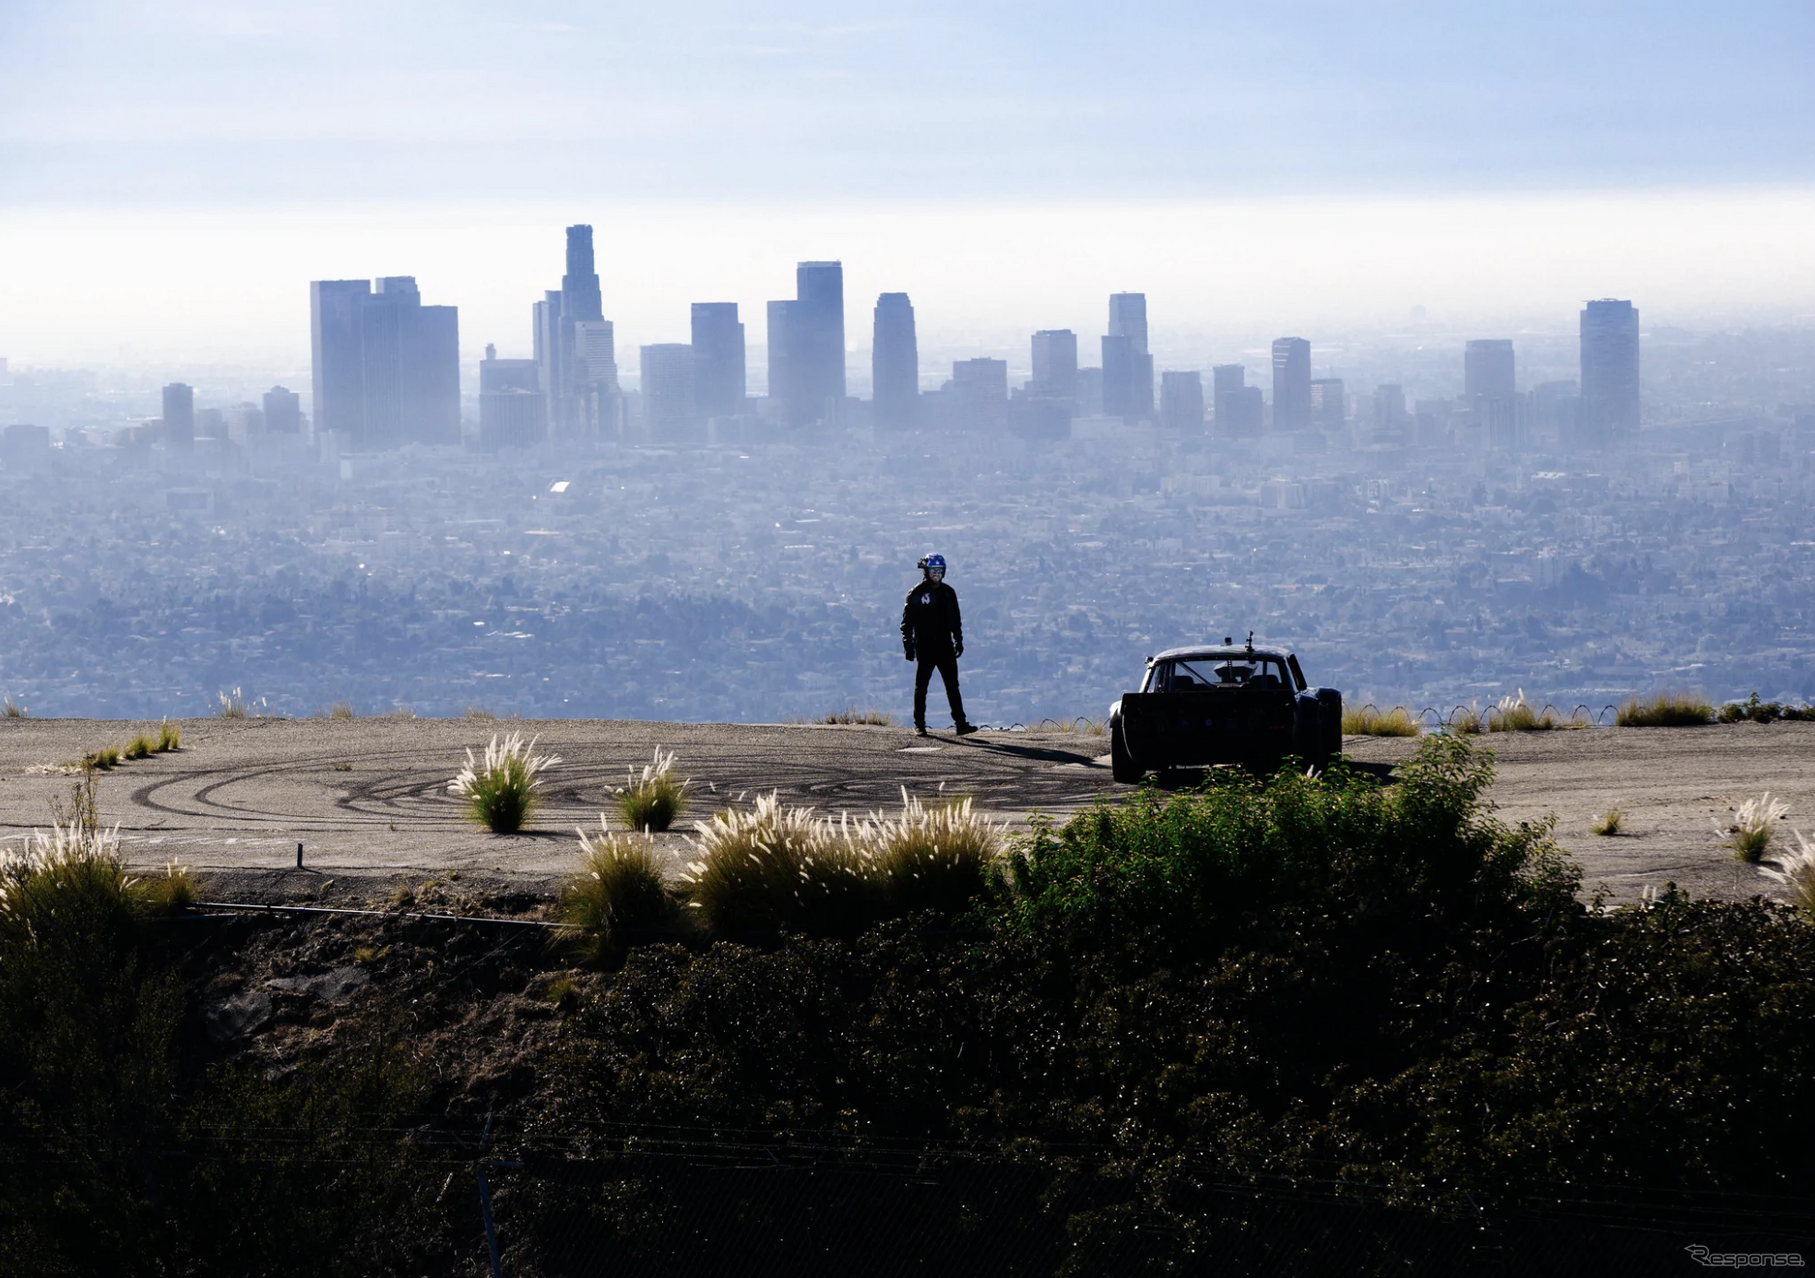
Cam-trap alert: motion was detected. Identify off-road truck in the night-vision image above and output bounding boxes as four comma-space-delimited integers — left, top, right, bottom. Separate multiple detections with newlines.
1108, 637, 1343, 783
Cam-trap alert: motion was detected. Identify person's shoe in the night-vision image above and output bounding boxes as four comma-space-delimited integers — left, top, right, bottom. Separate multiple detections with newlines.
915, 725, 929, 737
954, 722, 980, 737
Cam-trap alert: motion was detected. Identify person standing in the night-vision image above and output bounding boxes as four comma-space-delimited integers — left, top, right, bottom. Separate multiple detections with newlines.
901, 553, 977, 737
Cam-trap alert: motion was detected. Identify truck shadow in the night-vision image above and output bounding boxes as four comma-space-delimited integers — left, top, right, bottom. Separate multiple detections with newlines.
950, 738, 1105, 767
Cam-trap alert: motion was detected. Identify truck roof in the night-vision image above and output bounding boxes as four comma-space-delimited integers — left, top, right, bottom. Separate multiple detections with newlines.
1150, 645, 1295, 663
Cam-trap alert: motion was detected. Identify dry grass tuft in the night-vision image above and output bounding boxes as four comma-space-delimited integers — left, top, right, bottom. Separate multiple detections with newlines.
1591, 807, 1625, 837
157, 721, 180, 752
217, 688, 248, 719
464, 705, 496, 720
448, 732, 562, 834
329, 702, 356, 720
614, 747, 690, 833
138, 860, 198, 914
1488, 690, 1573, 732
1721, 792, 1789, 862
1617, 691, 1714, 727
3, 696, 25, 718
1343, 705, 1420, 737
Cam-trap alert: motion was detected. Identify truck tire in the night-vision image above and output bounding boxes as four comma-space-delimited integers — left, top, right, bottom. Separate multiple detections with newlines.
1317, 689, 1343, 765
1111, 720, 1142, 784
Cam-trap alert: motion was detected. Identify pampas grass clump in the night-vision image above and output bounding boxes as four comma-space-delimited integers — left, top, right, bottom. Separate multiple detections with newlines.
614, 747, 690, 833
448, 732, 562, 834
559, 822, 676, 966
1762, 830, 1815, 918
859, 787, 1005, 916
679, 793, 879, 942
1723, 792, 1789, 862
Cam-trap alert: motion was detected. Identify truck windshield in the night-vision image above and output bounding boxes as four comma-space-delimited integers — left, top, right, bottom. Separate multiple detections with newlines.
1157, 656, 1291, 691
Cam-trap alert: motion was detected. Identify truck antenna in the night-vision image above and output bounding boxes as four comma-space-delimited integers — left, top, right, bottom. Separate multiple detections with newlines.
1246, 630, 1254, 650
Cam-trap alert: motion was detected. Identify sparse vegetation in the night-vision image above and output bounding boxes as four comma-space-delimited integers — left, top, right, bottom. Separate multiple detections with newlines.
447, 732, 562, 834
329, 702, 356, 719
381, 705, 416, 720
559, 823, 679, 966
217, 687, 248, 718
83, 745, 121, 770
1591, 806, 1625, 836
1723, 792, 1790, 862
613, 746, 690, 833
1617, 690, 1714, 727
3, 696, 25, 718
1487, 689, 1572, 731
1045, 716, 1108, 735
815, 706, 896, 725
157, 720, 180, 752
1446, 703, 1484, 735
1342, 703, 1420, 736
464, 704, 496, 719
1718, 691, 1815, 724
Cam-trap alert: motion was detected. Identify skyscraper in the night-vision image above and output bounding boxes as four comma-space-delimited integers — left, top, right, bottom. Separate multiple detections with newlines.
950, 358, 1008, 431
262, 386, 302, 434
765, 263, 846, 428
1213, 365, 1261, 438
691, 303, 745, 422
641, 343, 698, 440
1159, 371, 1204, 433
562, 225, 603, 324
1030, 330, 1078, 400
308, 276, 459, 449
1580, 299, 1640, 443
872, 293, 918, 431
531, 226, 619, 439
1464, 340, 1515, 401
1310, 378, 1346, 430
1271, 338, 1312, 431
479, 345, 545, 450
161, 382, 194, 450
1103, 294, 1154, 419
1108, 293, 1148, 355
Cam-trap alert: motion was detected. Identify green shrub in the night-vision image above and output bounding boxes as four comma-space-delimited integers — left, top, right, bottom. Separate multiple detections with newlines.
679, 793, 881, 942
83, 745, 121, 770
614, 746, 690, 833
1002, 735, 1576, 957
1722, 792, 1788, 862
1341, 704, 1419, 736
859, 787, 1005, 917
123, 734, 154, 760
1617, 691, 1713, 726
156, 720, 180, 752
559, 823, 679, 966
447, 732, 562, 833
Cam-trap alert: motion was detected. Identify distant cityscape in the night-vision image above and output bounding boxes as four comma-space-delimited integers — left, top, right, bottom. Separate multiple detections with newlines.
0, 224, 1811, 724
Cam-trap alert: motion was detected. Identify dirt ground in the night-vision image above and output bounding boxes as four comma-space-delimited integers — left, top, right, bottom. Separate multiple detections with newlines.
0, 715, 1806, 907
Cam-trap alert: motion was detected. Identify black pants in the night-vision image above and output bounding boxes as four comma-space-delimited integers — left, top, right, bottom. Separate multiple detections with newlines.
914, 650, 967, 729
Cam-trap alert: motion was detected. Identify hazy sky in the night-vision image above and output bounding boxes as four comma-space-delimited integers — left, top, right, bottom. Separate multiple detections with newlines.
2, 1, 1812, 366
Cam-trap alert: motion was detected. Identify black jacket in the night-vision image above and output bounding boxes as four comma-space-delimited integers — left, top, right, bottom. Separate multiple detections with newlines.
901, 579, 962, 655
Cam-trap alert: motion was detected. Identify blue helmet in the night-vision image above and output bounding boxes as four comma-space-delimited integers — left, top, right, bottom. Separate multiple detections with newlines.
920, 553, 946, 573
